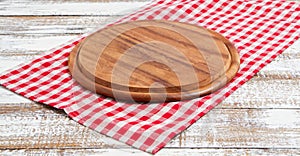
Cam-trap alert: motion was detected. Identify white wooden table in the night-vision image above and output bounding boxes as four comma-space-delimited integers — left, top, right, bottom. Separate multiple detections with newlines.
0, 0, 300, 155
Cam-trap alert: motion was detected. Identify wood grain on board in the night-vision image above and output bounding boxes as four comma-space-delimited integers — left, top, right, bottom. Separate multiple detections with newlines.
0, 0, 300, 155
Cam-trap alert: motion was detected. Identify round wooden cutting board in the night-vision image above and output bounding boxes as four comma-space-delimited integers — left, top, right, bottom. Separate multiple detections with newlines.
68, 20, 240, 103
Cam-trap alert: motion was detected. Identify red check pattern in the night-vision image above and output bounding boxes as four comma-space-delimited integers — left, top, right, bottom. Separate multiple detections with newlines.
1, 0, 299, 154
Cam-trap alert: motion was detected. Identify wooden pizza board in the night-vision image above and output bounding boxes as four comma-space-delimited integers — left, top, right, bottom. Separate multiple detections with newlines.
68, 20, 240, 103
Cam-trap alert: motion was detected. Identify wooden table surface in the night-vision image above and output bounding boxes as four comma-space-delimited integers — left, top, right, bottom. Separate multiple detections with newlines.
0, 0, 299, 155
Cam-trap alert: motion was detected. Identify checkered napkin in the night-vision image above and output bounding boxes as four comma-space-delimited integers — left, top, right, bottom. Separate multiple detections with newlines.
1, 0, 299, 154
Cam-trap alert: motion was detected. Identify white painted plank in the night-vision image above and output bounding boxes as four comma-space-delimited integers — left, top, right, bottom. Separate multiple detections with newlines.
258, 59, 300, 79
0, 16, 118, 35
0, 35, 77, 53
0, 88, 31, 104
170, 109, 300, 148
221, 78, 300, 108
0, 1, 149, 16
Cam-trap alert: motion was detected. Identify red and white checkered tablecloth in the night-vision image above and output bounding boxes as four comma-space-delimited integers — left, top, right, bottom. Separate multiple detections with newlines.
0, 0, 299, 154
